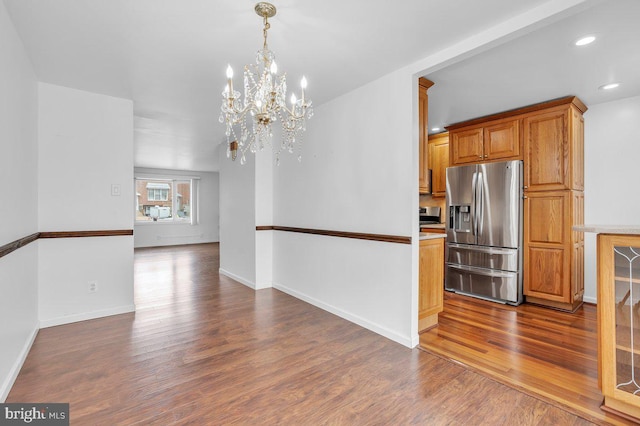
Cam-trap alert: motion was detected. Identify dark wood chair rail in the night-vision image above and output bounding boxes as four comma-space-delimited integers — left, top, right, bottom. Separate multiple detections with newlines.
256, 226, 411, 244
0, 230, 134, 259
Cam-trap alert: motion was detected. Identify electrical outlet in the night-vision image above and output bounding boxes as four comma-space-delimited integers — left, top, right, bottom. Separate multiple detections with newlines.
88, 281, 98, 293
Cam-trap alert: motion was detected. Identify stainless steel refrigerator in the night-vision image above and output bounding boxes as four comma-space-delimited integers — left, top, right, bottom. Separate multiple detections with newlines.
445, 160, 523, 305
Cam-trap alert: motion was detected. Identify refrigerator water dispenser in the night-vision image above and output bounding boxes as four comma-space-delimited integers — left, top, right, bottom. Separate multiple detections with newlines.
450, 205, 472, 233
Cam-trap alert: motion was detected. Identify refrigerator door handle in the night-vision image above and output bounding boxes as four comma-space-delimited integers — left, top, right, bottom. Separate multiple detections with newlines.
448, 243, 518, 254
447, 263, 516, 279
477, 171, 484, 237
471, 171, 478, 236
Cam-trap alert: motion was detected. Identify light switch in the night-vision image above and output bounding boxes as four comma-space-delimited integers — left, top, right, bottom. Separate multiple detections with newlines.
111, 184, 121, 196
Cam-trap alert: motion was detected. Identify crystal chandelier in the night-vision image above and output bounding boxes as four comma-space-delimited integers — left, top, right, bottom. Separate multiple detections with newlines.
220, 2, 313, 165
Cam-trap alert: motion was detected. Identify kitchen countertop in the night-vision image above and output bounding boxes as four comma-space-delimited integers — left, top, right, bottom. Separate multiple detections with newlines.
419, 232, 446, 240
573, 225, 640, 234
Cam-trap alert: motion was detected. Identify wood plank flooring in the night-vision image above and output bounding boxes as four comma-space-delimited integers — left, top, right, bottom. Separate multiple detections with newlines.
420, 292, 635, 425
8, 243, 599, 424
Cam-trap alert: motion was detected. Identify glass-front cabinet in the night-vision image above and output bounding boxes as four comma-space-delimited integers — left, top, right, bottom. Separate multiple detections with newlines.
599, 233, 640, 420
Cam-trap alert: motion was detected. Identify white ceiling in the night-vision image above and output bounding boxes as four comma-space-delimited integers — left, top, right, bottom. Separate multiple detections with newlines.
426, 0, 640, 133
4, 0, 637, 171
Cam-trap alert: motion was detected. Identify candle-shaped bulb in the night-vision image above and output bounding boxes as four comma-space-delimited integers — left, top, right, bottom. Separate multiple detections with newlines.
226, 65, 234, 96
270, 61, 278, 74
300, 76, 307, 103
290, 93, 297, 105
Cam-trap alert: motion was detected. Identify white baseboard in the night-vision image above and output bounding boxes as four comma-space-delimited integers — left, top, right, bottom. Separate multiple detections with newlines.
39, 304, 136, 329
584, 295, 597, 304
411, 335, 420, 348
273, 282, 413, 348
219, 268, 262, 289
0, 324, 38, 402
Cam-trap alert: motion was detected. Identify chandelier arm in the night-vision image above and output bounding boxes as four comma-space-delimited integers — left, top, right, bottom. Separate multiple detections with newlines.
230, 104, 253, 117
279, 104, 306, 119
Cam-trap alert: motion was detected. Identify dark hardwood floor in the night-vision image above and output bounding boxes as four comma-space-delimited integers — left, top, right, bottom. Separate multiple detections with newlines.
9, 243, 598, 425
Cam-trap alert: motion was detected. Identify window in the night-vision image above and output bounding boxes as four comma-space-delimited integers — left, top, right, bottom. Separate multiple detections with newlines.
135, 177, 196, 224
147, 183, 169, 201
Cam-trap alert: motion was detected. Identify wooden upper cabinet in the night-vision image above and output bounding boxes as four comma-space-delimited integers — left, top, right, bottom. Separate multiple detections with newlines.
523, 109, 568, 191
449, 118, 520, 166
523, 103, 585, 192
450, 128, 482, 165
484, 118, 520, 161
419, 78, 433, 194
428, 132, 449, 197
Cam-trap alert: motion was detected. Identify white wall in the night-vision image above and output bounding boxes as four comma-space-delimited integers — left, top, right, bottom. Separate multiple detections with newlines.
218, 146, 257, 288
37, 83, 134, 326
0, 0, 39, 402
133, 167, 219, 248
218, 137, 273, 290
272, 70, 418, 347
583, 95, 640, 303
38, 237, 133, 326
255, 145, 273, 289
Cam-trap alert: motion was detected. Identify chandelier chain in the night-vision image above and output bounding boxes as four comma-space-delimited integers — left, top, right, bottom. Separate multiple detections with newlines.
263, 16, 270, 50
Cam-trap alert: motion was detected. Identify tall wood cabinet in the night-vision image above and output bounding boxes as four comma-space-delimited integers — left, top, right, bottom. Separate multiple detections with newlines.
419, 78, 434, 194
523, 99, 586, 311
427, 132, 449, 198
446, 97, 586, 311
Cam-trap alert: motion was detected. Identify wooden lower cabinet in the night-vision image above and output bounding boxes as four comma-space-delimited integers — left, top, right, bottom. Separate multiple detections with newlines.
524, 190, 584, 311
419, 237, 444, 332
598, 233, 640, 421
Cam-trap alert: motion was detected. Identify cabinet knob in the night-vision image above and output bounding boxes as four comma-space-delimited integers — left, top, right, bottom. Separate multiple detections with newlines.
524, 185, 528, 189
523, 195, 528, 199
484, 155, 488, 158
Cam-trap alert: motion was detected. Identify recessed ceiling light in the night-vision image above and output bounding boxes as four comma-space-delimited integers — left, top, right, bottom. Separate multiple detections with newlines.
431, 127, 440, 132
599, 83, 620, 90
575, 35, 596, 46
